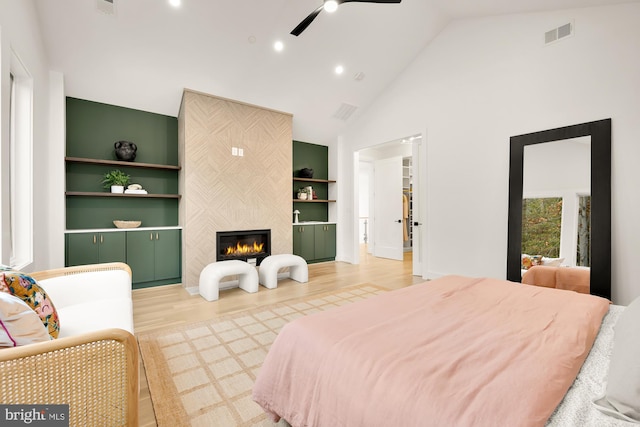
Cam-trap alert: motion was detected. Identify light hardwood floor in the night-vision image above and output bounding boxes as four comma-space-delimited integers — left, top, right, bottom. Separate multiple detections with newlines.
133, 247, 423, 426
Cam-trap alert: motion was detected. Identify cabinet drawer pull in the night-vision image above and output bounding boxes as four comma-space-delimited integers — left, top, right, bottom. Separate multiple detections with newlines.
150, 233, 153, 241
100, 235, 104, 244
156, 233, 159, 240
93, 235, 96, 244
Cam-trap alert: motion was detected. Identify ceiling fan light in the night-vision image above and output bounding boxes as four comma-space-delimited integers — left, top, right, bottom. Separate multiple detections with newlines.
324, 0, 339, 13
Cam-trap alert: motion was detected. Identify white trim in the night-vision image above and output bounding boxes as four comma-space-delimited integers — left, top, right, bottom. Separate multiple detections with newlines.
7, 48, 33, 269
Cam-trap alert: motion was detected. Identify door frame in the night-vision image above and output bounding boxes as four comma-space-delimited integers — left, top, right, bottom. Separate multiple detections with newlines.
352, 130, 428, 279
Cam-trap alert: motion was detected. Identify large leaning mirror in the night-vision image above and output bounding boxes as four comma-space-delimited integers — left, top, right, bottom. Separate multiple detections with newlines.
507, 119, 611, 300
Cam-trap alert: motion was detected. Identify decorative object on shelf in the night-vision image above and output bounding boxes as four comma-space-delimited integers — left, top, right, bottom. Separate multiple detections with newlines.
102, 169, 131, 193
299, 168, 314, 178
297, 189, 308, 200
293, 210, 300, 223
113, 220, 142, 229
114, 141, 137, 162
305, 186, 313, 199
124, 183, 148, 195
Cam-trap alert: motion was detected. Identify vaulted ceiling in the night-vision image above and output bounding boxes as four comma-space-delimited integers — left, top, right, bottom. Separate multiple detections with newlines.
34, 0, 637, 144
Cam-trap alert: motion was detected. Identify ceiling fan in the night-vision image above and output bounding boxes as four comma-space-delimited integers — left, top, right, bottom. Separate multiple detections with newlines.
290, 0, 402, 37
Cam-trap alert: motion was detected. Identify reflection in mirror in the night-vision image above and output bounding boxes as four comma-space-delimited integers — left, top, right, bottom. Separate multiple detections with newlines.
521, 137, 590, 273
507, 119, 611, 300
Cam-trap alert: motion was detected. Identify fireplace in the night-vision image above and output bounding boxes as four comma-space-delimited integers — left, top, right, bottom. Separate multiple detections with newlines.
216, 229, 271, 265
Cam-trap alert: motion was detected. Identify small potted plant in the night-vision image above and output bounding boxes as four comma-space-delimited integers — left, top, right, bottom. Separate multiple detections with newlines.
102, 169, 130, 193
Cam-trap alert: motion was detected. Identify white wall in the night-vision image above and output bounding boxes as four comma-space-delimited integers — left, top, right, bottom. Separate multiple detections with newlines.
337, 3, 640, 305
0, 0, 55, 271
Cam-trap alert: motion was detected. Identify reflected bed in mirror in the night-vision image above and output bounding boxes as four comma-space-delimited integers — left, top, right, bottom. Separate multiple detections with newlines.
507, 119, 611, 300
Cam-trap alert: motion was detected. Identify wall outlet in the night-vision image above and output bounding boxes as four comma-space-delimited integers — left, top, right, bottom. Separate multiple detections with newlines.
232, 147, 238, 156
238, 148, 244, 157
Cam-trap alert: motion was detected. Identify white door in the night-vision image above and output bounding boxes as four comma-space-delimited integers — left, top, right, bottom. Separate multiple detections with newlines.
374, 156, 403, 260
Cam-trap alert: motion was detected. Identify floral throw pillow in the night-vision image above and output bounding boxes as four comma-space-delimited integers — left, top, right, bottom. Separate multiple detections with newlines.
0, 268, 60, 339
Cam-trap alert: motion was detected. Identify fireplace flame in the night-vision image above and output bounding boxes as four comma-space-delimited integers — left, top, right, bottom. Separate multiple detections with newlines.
225, 241, 265, 256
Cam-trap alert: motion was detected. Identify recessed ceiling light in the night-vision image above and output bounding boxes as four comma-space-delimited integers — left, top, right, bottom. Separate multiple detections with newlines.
274, 41, 284, 52
248, 35, 257, 44
169, 0, 181, 7
335, 65, 344, 75
324, 0, 338, 13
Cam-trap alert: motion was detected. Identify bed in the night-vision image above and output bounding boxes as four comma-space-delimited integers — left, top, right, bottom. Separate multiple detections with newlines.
253, 275, 637, 427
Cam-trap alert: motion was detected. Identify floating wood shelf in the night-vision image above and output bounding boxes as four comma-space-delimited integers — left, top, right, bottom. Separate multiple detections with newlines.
65, 157, 181, 171
293, 178, 336, 183
66, 191, 181, 199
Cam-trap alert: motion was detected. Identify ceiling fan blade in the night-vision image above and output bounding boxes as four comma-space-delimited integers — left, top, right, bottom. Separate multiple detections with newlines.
290, 5, 324, 36
339, 0, 401, 3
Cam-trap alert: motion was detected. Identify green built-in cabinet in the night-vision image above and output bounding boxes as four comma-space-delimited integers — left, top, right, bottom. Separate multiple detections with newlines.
292, 141, 336, 262
65, 98, 182, 287
293, 224, 336, 263
65, 229, 181, 289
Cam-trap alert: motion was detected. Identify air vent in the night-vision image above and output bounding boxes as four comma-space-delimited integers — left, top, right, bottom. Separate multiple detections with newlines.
96, 0, 116, 15
332, 103, 358, 121
545, 22, 573, 45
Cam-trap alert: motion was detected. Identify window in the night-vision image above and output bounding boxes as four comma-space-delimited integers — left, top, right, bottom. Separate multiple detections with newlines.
2, 51, 33, 269
521, 197, 563, 258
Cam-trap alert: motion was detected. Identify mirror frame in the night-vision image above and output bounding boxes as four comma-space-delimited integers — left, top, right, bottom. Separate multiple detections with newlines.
507, 119, 611, 300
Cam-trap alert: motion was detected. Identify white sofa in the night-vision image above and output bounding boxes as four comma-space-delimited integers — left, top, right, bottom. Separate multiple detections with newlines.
0, 262, 138, 426
37, 263, 134, 337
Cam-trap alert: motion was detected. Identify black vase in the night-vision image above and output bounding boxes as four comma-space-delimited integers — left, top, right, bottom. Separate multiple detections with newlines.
114, 141, 137, 162
299, 168, 314, 178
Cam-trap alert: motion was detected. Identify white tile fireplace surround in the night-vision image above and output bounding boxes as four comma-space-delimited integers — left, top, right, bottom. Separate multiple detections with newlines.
178, 89, 293, 288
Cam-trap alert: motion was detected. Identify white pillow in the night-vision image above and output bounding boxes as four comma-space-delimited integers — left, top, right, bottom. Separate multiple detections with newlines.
542, 257, 565, 266
0, 292, 51, 348
593, 296, 640, 423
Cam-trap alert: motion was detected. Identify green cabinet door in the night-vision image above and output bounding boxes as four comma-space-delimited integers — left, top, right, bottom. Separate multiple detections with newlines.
154, 229, 181, 281
99, 232, 127, 263
127, 229, 181, 285
66, 232, 126, 266
126, 231, 156, 284
67, 233, 100, 266
293, 225, 315, 261
314, 224, 336, 260
324, 224, 336, 259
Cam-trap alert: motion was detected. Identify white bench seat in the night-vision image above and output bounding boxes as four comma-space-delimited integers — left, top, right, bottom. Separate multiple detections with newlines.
259, 254, 308, 289
199, 260, 258, 301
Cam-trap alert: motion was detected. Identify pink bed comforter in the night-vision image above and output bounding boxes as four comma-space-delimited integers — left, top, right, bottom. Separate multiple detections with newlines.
252, 275, 610, 427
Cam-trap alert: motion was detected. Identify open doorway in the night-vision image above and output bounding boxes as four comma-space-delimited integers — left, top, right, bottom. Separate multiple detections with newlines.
356, 134, 423, 276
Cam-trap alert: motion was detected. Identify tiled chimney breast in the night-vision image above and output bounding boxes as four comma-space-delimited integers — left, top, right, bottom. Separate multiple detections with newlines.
178, 90, 293, 287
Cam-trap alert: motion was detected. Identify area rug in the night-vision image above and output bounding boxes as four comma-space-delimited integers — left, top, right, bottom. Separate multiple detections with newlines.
137, 284, 388, 427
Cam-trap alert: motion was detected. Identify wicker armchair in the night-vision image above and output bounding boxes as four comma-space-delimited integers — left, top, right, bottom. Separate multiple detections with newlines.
0, 263, 138, 426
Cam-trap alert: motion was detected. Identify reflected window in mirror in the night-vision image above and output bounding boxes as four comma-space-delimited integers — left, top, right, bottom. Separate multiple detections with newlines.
522, 197, 563, 259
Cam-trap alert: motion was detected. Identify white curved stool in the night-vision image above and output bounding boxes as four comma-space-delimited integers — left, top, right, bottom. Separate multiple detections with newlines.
199, 260, 258, 301
259, 254, 308, 289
